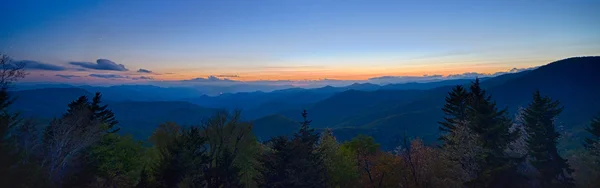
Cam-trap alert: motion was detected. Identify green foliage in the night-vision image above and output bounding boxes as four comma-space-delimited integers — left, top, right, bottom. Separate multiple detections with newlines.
147, 112, 258, 188
523, 90, 574, 187
153, 126, 208, 188
89, 134, 145, 187
257, 110, 327, 187
341, 134, 380, 156
318, 129, 359, 187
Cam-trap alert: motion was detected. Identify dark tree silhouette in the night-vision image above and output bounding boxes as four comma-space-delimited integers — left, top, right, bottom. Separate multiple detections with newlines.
439, 85, 469, 145
584, 115, 600, 151
523, 90, 574, 187
257, 110, 327, 187
464, 78, 525, 188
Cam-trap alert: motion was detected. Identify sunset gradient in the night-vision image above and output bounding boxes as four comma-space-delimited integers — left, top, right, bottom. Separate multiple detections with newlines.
1, 0, 599, 84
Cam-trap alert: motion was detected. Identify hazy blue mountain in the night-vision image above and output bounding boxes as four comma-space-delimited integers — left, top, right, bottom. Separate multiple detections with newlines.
108, 101, 220, 139
380, 79, 474, 90
9, 88, 93, 118
80, 85, 204, 101
11, 57, 596, 146
250, 57, 599, 148
252, 114, 300, 141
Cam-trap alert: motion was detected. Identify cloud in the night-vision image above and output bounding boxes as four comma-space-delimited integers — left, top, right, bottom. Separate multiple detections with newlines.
137, 68, 153, 73
182, 75, 236, 83
132, 76, 154, 80
14, 60, 66, 71
70, 59, 128, 71
89, 74, 129, 79
214, 74, 240, 78
55, 74, 81, 79
446, 72, 491, 78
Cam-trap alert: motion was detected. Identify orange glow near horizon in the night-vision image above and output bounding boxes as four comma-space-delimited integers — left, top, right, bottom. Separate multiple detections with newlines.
151, 65, 527, 82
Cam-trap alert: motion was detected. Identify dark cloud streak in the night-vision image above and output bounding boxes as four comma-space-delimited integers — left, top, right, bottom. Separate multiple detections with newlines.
89, 74, 129, 79
70, 59, 128, 71
15, 60, 66, 71
55, 74, 80, 79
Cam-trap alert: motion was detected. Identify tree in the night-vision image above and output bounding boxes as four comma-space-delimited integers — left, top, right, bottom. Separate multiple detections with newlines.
318, 129, 358, 187
441, 120, 485, 183
62, 92, 118, 133
0, 54, 49, 187
257, 110, 327, 187
584, 115, 600, 151
153, 126, 208, 188
0, 54, 26, 89
395, 138, 463, 188
289, 109, 327, 187
439, 85, 469, 145
201, 111, 253, 188
42, 104, 105, 185
257, 136, 295, 187
89, 134, 145, 187
522, 90, 574, 187
341, 135, 380, 187
464, 78, 525, 188
91, 92, 119, 132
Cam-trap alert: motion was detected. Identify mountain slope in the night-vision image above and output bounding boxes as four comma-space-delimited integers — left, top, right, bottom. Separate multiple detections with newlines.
256, 57, 600, 148
252, 114, 300, 141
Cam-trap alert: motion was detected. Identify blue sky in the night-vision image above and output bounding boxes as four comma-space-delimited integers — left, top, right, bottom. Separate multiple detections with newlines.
1, 0, 599, 83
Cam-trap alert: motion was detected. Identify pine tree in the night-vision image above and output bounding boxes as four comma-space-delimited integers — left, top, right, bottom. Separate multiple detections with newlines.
465, 78, 524, 188
584, 115, 600, 151
257, 136, 295, 187
523, 90, 574, 187
439, 85, 469, 145
0, 88, 24, 185
63, 93, 118, 132
290, 109, 327, 187
91, 92, 119, 132
257, 110, 327, 187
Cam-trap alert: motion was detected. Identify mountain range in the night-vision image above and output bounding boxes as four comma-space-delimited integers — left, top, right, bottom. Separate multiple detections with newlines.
8, 57, 600, 149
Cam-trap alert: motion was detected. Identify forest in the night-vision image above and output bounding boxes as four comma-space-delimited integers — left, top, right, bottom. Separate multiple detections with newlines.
1, 54, 600, 188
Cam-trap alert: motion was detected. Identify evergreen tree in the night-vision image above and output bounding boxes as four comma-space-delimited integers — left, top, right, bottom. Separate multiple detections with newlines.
63, 93, 118, 132
584, 115, 600, 151
154, 126, 208, 188
290, 109, 327, 187
0, 88, 24, 185
257, 136, 295, 187
257, 110, 327, 187
465, 78, 524, 188
523, 90, 574, 187
439, 85, 469, 145
91, 92, 119, 132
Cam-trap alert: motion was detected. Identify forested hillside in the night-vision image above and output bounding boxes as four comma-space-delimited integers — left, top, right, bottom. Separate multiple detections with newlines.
2, 56, 600, 187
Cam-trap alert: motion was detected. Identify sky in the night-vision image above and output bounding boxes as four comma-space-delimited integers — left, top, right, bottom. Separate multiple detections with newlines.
1, 0, 599, 85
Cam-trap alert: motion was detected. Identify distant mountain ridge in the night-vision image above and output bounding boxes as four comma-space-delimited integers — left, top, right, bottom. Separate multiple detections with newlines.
10, 57, 597, 147
253, 57, 600, 148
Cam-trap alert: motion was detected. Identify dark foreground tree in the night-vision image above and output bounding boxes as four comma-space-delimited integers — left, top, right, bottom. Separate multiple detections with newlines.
0, 54, 48, 187
464, 79, 525, 188
523, 91, 574, 187
153, 126, 208, 188
439, 85, 469, 146
257, 110, 327, 187
584, 115, 600, 151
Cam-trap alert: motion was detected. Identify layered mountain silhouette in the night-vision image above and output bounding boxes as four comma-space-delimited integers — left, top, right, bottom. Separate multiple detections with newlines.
9, 57, 600, 148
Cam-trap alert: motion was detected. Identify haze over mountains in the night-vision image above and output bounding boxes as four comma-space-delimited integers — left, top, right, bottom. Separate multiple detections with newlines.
9, 57, 600, 148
